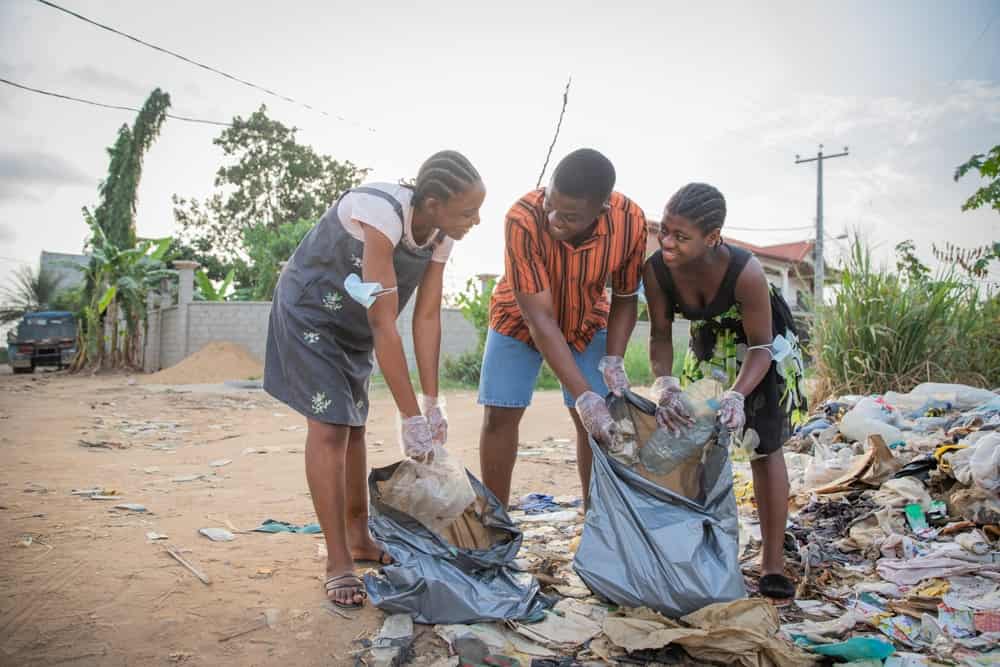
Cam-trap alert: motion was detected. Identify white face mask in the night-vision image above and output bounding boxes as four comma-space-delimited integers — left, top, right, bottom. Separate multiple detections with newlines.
344, 273, 397, 309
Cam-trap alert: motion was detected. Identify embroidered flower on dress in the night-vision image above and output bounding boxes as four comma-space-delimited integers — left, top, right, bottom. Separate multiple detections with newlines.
322, 292, 343, 311
303, 331, 320, 344
351, 254, 363, 268
355, 398, 365, 410
311, 392, 332, 414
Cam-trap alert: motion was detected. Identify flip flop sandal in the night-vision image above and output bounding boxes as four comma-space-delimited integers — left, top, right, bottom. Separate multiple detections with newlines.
758, 573, 796, 606
325, 573, 367, 609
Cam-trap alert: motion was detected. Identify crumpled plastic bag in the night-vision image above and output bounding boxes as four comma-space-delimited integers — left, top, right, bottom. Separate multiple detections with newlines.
840, 397, 904, 445
378, 445, 476, 534
907, 383, 998, 412
970, 432, 1000, 494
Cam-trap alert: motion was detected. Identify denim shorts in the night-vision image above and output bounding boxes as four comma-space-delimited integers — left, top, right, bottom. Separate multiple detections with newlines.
478, 328, 609, 408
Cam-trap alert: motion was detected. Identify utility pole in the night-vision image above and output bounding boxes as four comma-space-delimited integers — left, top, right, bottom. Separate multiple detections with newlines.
795, 144, 848, 306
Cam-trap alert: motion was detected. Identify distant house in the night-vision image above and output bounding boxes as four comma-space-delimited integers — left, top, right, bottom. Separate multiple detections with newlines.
642, 220, 825, 312
39, 251, 89, 291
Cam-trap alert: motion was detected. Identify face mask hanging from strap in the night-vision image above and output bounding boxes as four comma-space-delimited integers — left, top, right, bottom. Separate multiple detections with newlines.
344, 273, 398, 309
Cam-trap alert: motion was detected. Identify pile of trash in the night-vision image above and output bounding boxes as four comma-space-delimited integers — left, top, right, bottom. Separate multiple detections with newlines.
745, 382, 1000, 665
360, 381, 999, 666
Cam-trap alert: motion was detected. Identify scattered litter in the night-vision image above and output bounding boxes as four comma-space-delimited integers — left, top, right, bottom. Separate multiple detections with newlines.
146, 532, 168, 541
89, 495, 123, 501
514, 510, 579, 524
251, 520, 321, 534
114, 503, 147, 512
208, 459, 232, 468
199, 527, 235, 542
143, 467, 161, 474
251, 568, 274, 579
172, 474, 204, 483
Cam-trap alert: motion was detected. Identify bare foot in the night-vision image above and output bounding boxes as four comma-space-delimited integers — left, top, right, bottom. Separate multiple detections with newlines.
347, 522, 393, 564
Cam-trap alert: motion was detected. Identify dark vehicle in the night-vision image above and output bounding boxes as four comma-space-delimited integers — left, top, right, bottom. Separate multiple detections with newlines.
6, 311, 77, 374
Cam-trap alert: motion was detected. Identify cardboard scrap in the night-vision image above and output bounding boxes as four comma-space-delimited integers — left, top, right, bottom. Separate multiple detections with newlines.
603, 599, 818, 667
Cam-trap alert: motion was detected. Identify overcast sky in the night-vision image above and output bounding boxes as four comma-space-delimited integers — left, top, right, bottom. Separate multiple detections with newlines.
2, 0, 998, 295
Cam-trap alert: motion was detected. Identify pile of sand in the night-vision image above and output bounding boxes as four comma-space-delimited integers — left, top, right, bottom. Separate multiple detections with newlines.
141, 341, 264, 385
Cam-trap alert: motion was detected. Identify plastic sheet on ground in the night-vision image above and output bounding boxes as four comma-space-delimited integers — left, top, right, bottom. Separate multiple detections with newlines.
364, 460, 545, 624
574, 388, 746, 618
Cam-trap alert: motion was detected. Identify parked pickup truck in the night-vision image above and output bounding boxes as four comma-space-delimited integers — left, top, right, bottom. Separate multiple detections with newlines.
6, 311, 77, 374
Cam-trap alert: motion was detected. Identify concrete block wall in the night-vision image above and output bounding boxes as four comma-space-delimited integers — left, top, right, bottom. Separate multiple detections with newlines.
158, 307, 181, 369
143, 261, 688, 374
186, 302, 273, 364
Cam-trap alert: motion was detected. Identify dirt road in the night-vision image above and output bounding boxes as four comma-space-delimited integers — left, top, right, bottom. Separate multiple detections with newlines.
0, 371, 581, 666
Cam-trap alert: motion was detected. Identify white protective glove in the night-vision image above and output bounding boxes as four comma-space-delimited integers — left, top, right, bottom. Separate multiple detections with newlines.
420, 394, 448, 448
598, 355, 630, 397
718, 390, 746, 431
399, 414, 433, 459
575, 390, 617, 444
651, 376, 694, 435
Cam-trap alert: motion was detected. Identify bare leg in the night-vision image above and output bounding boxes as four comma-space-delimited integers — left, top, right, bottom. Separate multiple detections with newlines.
479, 406, 526, 507
305, 418, 363, 606
568, 408, 592, 507
751, 450, 790, 577
343, 425, 391, 564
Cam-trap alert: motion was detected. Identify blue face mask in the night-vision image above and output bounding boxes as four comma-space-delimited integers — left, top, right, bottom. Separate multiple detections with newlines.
344, 273, 397, 309
770, 333, 792, 363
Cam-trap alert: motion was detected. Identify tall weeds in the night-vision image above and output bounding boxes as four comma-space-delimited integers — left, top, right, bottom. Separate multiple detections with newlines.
810, 239, 999, 400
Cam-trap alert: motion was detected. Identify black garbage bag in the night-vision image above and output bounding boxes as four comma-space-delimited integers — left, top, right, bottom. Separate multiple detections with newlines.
364, 461, 546, 624
573, 390, 746, 617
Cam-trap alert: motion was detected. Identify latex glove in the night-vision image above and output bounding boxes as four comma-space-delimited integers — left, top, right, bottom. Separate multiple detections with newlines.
420, 394, 448, 447
719, 390, 746, 431
575, 390, 617, 444
598, 355, 629, 397
651, 376, 694, 435
399, 414, 433, 459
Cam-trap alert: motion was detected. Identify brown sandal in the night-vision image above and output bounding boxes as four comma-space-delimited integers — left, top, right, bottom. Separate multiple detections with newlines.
325, 573, 367, 609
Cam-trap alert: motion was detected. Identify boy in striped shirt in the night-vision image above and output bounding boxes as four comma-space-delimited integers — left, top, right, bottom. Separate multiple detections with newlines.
478, 148, 647, 506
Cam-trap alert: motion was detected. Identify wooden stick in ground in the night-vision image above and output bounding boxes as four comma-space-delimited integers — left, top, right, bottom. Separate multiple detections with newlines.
165, 545, 211, 585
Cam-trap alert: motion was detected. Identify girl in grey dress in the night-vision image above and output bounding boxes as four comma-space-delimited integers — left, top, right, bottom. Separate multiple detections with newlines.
264, 151, 485, 608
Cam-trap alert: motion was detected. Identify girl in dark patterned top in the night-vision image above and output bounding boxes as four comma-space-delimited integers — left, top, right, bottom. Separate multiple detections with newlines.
642, 183, 807, 604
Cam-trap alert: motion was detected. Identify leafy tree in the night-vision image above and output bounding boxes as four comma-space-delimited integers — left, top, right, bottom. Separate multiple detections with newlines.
0, 266, 64, 324
955, 144, 1000, 213
194, 267, 235, 301
244, 219, 313, 300
71, 216, 174, 370
931, 145, 1000, 281
173, 105, 367, 293
90, 89, 171, 248
71, 88, 174, 370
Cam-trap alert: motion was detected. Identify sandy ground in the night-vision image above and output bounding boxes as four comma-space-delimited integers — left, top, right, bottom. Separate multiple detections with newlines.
0, 369, 582, 666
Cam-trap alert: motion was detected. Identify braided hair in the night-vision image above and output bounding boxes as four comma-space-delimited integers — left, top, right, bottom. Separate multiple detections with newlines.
666, 183, 727, 232
407, 150, 481, 208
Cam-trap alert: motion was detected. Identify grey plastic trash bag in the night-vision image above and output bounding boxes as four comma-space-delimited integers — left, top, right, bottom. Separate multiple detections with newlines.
574, 390, 746, 617
364, 461, 546, 624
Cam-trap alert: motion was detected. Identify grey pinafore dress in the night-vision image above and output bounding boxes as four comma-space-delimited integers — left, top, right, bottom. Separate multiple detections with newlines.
264, 187, 444, 426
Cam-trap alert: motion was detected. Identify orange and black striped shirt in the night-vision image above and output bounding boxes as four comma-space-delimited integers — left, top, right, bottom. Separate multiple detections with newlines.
490, 189, 647, 352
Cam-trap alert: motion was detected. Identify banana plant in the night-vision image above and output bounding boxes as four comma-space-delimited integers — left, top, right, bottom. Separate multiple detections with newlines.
194, 267, 235, 301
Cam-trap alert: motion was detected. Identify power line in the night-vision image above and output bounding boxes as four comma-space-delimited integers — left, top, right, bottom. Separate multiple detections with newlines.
35, 0, 371, 130
0, 76, 231, 126
954, 4, 1000, 78
725, 224, 814, 232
